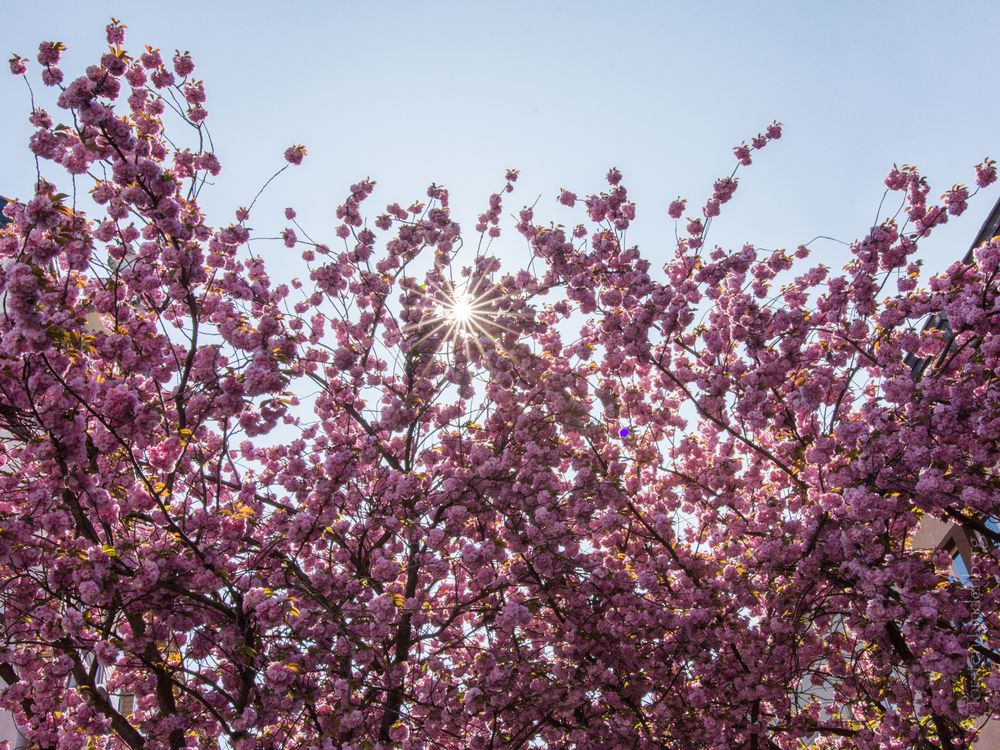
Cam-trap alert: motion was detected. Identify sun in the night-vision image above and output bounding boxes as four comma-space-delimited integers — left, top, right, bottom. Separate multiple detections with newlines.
404, 276, 511, 359
443, 289, 475, 327
435, 283, 491, 344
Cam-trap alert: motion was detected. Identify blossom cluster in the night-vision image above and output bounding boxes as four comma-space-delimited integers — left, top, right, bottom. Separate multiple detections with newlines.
0, 22, 997, 750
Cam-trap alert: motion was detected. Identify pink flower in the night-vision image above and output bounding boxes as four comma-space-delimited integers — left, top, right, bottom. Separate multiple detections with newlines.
40, 66, 63, 86
343, 711, 364, 730
100, 52, 127, 77
884, 165, 907, 191
389, 723, 410, 742
8, 54, 27, 76
713, 177, 738, 203
282, 228, 297, 248
37, 41, 65, 66
173, 51, 195, 77
766, 120, 783, 139
124, 63, 146, 87
558, 189, 577, 207
975, 158, 997, 188
106, 19, 126, 46
150, 67, 174, 88
79, 581, 102, 604
284, 145, 307, 165
264, 662, 298, 689
284, 207, 296, 220
943, 185, 969, 216
496, 600, 531, 631
667, 198, 686, 219
93, 640, 119, 667
196, 152, 221, 175
24, 194, 61, 229
733, 143, 752, 166
183, 81, 206, 105
140, 46, 163, 69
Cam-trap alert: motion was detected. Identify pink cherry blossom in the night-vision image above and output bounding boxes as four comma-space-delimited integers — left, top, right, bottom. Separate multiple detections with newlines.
284, 144, 307, 165
976, 157, 997, 188
0, 21, 997, 750
8, 54, 27, 75
36, 40, 64, 66
173, 50, 195, 77
558, 189, 577, 207
667, 197, 686, 218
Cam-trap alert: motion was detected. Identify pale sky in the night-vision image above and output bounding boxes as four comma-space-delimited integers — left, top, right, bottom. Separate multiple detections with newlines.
3, 1, 999, 278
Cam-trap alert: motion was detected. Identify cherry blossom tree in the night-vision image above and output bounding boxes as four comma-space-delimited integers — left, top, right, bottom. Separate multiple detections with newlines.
1, 20, 999, 750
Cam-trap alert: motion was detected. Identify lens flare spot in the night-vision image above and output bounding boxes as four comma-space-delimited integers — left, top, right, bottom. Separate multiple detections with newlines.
445, 291, 475, 326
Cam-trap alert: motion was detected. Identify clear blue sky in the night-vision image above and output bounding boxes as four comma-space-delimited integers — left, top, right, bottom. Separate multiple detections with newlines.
3, 1, 1000, 276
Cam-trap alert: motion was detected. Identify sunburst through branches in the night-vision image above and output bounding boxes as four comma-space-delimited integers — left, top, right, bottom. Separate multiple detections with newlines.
405, 275, 509, 360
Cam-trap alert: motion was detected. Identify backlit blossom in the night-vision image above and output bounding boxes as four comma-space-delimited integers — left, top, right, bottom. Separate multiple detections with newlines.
0, 24, 997, 750
284, 144, 307, 165
37, 40, 64, 66
8, 54, 27, 75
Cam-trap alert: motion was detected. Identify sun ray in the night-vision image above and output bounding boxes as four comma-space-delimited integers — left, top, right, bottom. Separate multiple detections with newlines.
402, 274, 508, 360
